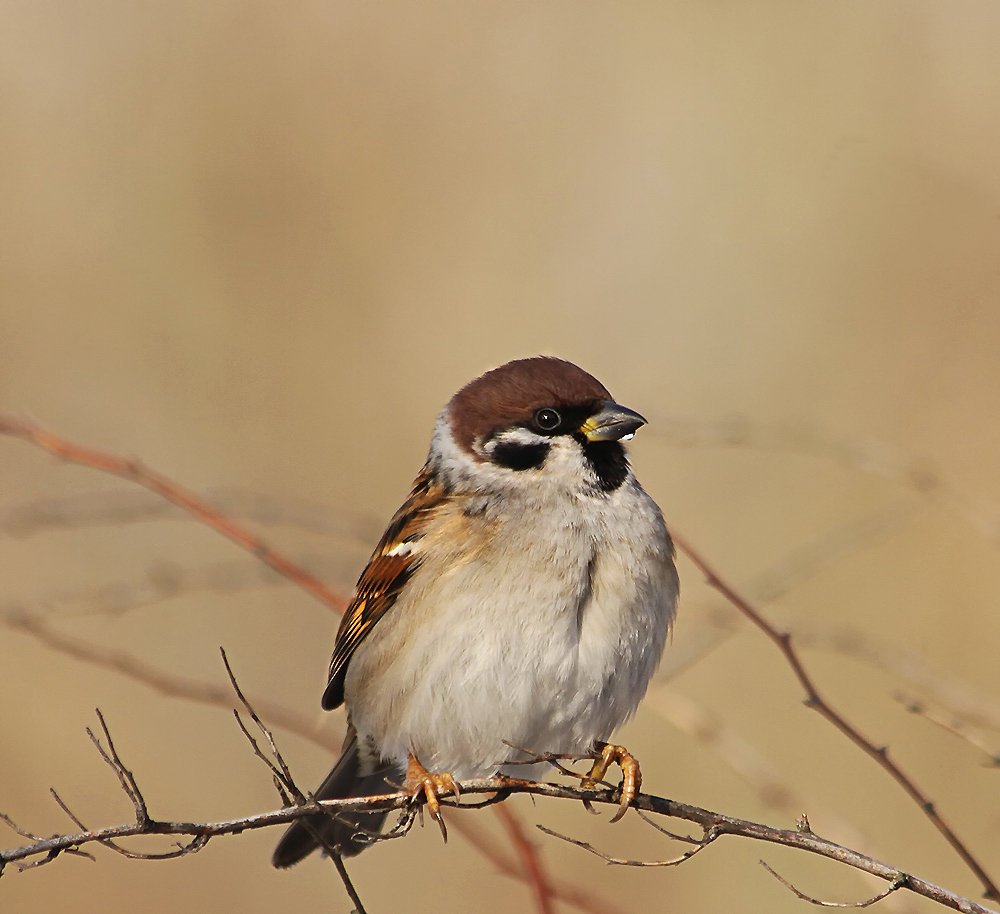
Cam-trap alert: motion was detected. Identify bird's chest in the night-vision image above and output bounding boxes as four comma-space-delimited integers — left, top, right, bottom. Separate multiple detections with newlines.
345, 489, 662, 775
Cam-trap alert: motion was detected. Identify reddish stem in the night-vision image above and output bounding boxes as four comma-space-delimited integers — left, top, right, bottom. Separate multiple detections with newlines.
495, 804, 555, 914
0, 416, 348, 613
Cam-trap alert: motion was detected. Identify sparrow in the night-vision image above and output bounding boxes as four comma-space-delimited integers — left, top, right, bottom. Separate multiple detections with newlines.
272, 356, 678, 867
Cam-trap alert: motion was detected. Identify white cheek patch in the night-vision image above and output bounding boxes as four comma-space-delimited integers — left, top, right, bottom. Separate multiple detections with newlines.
479, 427, 547, 460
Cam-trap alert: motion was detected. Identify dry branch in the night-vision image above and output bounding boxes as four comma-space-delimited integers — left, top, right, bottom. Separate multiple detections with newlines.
0, 415, 349, 612
3, 413, 997, 912
760, 860, 907, 909
672, 531, 1000, 902
3, 760, 997, 914
646, 416, 1000, 547
895, 694, 1000, 767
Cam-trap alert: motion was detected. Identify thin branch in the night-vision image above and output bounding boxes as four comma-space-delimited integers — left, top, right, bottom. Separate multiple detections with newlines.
1, 608, 334, 747
0, 486, 379, 542
667, 611, 1000, 740
647, 688, 797, 813
220, 650, 370, 914
455, 812, 629, 914
5, 417, 994, 912
0, 489, 182, 536
4, 772, 998, 914
495, 804, 555, 914
646, 416, 1000, 547
671, 531, 1000, 902
0, 415, 348, 612
745, 498, 921, 607
537, 823, 717, 867
654, 498, 921, 685
219, 649, 303, 803
330, 851, 369, 914
34, 558, 326, 618
0, 811, 95, 873
895, 694, 1000, 767
49, 789, 87, 832
0, 812, 41, 842
634, 810, 706, 845
2, 609, 621, 914
797, 630, 1000, 734
87, 709, 148, 825
647, 690, 924, 912
760, 860, 907, 908
49, 786, 195, 864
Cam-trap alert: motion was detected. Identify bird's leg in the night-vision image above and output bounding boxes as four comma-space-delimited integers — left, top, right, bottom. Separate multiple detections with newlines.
404, 753, 461, 842
583, 742, 641, 823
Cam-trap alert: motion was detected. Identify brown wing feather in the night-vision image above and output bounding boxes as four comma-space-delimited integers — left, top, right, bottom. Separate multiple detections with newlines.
322, 467, 446, 710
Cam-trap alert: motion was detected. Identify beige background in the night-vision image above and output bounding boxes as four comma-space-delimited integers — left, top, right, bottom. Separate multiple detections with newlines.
2, 2, 1000, 913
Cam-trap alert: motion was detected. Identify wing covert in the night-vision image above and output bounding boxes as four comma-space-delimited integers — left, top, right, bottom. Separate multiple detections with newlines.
322, 468, 444, 710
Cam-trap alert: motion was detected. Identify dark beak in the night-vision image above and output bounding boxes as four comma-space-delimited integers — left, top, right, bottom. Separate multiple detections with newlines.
579, 400, 647, 442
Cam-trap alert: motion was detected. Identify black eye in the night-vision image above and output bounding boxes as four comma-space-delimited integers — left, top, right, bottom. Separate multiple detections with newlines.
534, 407, 561, 431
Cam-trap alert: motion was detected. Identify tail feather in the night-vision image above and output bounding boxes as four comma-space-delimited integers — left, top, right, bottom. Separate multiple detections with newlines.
272, 733, 401, 868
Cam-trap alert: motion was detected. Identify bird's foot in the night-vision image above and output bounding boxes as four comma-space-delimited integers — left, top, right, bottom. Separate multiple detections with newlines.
583, 742, 641, 823
405, 753, 461, 842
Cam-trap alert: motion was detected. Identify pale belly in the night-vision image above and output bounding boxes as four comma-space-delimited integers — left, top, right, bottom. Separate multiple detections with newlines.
343, 485, 677, 778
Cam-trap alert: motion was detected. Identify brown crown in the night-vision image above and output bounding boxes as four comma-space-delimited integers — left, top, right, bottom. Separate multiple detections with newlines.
447, 357, 612, 454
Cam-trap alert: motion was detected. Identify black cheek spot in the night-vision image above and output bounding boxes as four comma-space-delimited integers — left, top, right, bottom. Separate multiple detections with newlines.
577, 438, 630, 492
491, 442, 550, 471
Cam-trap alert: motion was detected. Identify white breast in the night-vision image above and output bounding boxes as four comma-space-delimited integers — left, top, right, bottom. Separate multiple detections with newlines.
344, 446, 678, 779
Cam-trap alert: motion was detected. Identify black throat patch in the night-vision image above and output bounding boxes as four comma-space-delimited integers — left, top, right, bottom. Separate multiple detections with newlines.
578, 438, 630, 492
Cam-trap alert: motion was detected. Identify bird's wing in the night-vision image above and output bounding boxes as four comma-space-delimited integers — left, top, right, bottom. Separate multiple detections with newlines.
322, 466, 447, 709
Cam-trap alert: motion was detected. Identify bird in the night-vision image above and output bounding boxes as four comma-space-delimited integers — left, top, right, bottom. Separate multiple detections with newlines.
272, 356, 678, 867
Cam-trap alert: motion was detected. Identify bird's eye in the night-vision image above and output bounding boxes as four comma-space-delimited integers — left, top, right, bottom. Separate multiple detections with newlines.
534, 407, 561, 431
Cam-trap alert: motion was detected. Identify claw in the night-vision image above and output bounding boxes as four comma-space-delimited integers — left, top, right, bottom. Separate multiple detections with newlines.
582, 742, 641, 823
405, 753, 460, 843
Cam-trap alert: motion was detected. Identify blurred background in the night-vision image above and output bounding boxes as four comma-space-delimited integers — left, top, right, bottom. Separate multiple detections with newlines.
2, 2, 999, 912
